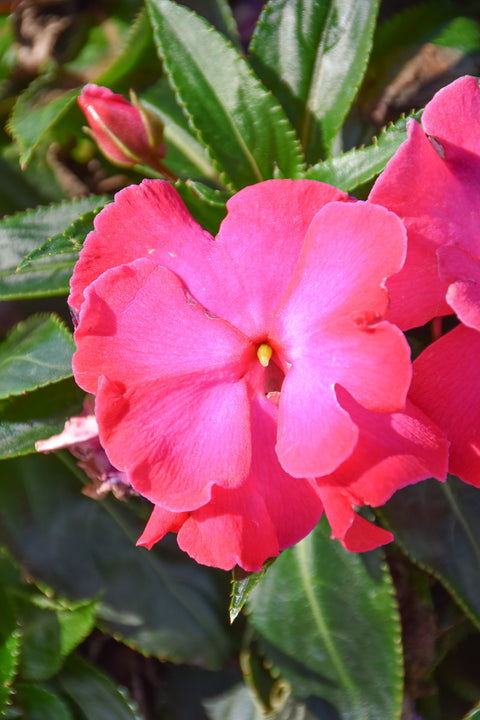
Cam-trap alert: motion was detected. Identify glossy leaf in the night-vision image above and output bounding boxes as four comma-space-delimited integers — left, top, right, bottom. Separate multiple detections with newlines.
57, 655, 141, 720
0, 197, 107, 300
230, 559, 275, 623
382, 476, 480, 630
0, 315, 75, 399
8, 76, 79, 169
0, 453, 232, 668
0, 379, 84, 459
249, 0, 380, 162
248, 517, 403, 720
145, 0, 305, 190
304, 110, 422, 191
141, 77, 223, 185
15, 683, 74, 720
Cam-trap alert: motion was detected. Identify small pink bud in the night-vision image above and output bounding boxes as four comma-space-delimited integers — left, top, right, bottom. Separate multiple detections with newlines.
78, 84, 167, 170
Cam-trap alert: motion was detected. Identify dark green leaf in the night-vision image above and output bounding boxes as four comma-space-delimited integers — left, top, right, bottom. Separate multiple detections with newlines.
14, 683, 74, 720
141, 77, 223, 185
145, 0, 305, 190
464, 704, 480, 720
229, 559, 275, 623
8, 76, 79, 169
174, 181, 229, 235
249, 0, 380, 162
0, 196, 107, 300
0, 582, 20, 713
304, 110, 422, 191
0, 378, 84, 459
16, 598, 63, 681
381, 475, 480, 630
57, 654, 141, 720
0, 315, 75, 399
0, 454, 232, 668
248, 517, 403, 720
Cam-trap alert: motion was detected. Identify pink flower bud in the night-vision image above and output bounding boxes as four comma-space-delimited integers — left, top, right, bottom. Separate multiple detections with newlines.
78, 84, 167, 169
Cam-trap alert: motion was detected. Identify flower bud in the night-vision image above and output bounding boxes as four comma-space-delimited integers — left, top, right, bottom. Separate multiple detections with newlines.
78, 84, 167, 170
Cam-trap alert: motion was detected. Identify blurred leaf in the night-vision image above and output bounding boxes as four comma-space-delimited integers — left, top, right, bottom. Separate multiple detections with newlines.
17, 203, 107, 273
0, 583, 20, 713
56, 600, 98, 659
8, 77, 79, 169
141, 77, 222, 185
304, 110, 422, 191
248, 517, 403, 720
382, 476, 480, 630
0, 196, 107, 300
0, 378, 84, 459
145, 0, 305, 190
0, 453, 232, 668
14, 683, 74, 720
0, 315, 75, 399
57, 655, 141, 720
464, 703, 480, 720
174, 181, 229, 235
16, 598, 63, 681
249, 0, 380, 162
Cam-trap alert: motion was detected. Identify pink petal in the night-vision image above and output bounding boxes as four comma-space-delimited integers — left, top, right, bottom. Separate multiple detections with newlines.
318, 388, 448, 505
212, 179, 350, 337
410, 324, 480, 487
73, 258, 254, 509
318, 487, 393, 552
69, 180, 215, 314
421, 76, 480, 157
369, 91, 480, 329
270, 201, 411, 477
139, 378, 323, 571
136, 505, 189, 549
438, 246, 480, 330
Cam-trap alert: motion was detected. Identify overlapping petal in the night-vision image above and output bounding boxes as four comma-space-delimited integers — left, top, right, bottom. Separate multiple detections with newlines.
438, 246, 480, 331
369, 76, 480, 330
270, 201, 411, 477
410, 325, 480, 487
74, 258, 254, 509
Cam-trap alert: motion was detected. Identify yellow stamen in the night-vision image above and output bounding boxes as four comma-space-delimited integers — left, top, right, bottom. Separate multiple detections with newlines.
257, 343, 273, 367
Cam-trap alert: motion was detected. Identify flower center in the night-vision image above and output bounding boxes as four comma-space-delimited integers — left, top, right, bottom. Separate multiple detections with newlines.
257, 342, 273, 367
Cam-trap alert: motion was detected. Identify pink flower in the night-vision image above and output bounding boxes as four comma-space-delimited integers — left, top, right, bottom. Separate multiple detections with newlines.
369, 76, 480, 330
70, 179, 446, 570
78, 84, 167, 171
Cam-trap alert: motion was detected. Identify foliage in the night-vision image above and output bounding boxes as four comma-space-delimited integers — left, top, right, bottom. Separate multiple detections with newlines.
0, 0, 480, 718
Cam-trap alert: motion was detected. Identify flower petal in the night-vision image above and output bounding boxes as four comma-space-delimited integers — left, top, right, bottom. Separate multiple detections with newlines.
212, 179, 350, 337
438, 246, 480, 330
73, 258, 254, 509
136, 505, 189, 549
270, 201, 411, 477
410, 324, 480, 487
69, 180, 215, 314
369, 80, 480, 330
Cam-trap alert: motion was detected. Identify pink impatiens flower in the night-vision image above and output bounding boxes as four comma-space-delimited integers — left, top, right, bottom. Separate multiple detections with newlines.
70, 178, 447, 571
369, 75, 480, 330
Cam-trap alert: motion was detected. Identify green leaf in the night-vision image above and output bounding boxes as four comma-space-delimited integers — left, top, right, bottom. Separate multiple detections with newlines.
14, 683, 74, 720
381, 476, 480, 630
204, 681, 326, 720
174, 181, 229, 235
57, 600, 98, 659
249, 0, 380, 162
464, 703, 480, 720
248, 517, 403, 720
57, 654, 142, 720
145, 0, 305, 190
230, 560, 275, 623
0, 584, 20, 713
304, 110, 422, 192
8, 76, 79, 169
0, 315, 75, 399
0, 196, 107, 300
16, 598, 63, 681
141, 77, 223, 185
0, 453, 232, 668
0, 378, 84, 459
